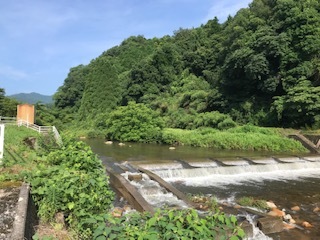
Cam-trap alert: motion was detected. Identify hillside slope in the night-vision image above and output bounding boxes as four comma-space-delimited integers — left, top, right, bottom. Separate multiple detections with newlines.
9, 92, 53, 104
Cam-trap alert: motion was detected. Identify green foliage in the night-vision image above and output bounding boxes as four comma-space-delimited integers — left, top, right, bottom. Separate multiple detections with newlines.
34, 103, 64, 129
162, 126, 307, 152
78, 58, 122, 121
93, 209, 245, 240
54, 65, 88, 111
237, 196, 269, 210
9, 92, 53, 105
3, 125, 40, 166
105, 102, 164, 142
28, 138, 115, 237
193, 112, 237, 130
53, 0, 320, 129
0, 88, 19, 117
272, 80, 320, 128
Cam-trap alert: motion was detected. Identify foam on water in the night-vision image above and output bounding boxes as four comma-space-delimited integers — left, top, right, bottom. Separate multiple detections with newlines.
250, 158, 278, 164
121, 172, 188, 208
138, 162, 183, 171
302, 155, 320, 161
218, 160, 250, 166
152, 161, 320, 188
240, 213, 273, 240
277, 157, 305, 163
188, 161, 218, 168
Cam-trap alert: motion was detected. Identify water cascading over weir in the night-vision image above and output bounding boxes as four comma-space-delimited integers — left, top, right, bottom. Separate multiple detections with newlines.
103, 159, 195, 213
102, 153, 320, 238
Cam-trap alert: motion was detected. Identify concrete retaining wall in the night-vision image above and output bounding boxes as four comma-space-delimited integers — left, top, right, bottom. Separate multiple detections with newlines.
11, 183, 37, 240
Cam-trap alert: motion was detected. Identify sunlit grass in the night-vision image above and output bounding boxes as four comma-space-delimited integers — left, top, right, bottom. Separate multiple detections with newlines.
162, 125, 308, 152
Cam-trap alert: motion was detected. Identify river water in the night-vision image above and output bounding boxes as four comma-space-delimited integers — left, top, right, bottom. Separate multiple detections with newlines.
86, 139, 320, 240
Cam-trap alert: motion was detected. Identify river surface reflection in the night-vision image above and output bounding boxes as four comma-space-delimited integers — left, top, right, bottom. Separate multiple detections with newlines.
85, 139, 320, 240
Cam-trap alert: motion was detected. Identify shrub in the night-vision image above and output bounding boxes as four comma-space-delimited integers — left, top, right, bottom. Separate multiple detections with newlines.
193, 111, 235, 129
93, 209, 245, 240
105, 101, 164, 142
28, 138, 115, 237
217, 118, 238, 130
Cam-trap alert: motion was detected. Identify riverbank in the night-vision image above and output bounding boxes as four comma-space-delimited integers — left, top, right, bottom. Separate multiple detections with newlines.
85, 138, 320, 239
2, 124, 318, 239
79, 125, 310, 153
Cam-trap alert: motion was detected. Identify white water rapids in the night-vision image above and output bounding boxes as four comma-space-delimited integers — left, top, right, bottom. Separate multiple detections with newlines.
121, 172, 188, 208
149, 158, 320, 188
120, 156, 320, 240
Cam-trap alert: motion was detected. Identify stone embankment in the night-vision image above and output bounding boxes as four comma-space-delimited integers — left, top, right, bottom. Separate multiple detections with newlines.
0, 187, 19, 240
0, 183, 37, 240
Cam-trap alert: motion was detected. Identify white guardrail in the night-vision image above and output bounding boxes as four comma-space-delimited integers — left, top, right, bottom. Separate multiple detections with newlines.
0, 116, 62, 146
0, 116, 17, 124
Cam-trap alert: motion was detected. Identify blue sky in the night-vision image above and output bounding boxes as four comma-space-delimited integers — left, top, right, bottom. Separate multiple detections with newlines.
0, 0, 252, 96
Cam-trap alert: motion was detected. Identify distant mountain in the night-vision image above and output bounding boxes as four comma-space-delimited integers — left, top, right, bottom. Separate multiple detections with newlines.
9, 92, 53, 104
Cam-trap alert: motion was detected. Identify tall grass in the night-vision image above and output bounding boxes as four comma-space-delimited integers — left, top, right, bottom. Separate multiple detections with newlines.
3, 125, 40, 166
162, 126, 308, 152
5, 125, 39, 145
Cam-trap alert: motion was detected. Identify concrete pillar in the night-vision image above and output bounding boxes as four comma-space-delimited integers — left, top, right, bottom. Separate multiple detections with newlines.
0, 124, 5, 163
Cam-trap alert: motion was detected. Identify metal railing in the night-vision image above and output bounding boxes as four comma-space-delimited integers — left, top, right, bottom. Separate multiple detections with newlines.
0, 116, 63, 146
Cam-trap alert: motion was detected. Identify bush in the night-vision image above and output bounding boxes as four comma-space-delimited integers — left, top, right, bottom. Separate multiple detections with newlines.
105, 101, 164, 142
193, 111, 236, 130
217, 118, 238, 130
28, 138, 115, 237
87, 129, 105, 139
93, 209, 245, 240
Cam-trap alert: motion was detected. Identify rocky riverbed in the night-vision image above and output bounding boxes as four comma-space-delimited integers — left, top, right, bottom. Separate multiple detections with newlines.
0, 187, 19, 240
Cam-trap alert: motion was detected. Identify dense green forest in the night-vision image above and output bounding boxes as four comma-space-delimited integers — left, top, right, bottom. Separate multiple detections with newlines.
53, 0, 320, 132
2, 0, 320, 139
0, 88, 19, 117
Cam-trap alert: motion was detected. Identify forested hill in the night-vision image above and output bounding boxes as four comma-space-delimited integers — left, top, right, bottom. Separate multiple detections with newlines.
9, 92, 53, 104
54, 0, 320, 129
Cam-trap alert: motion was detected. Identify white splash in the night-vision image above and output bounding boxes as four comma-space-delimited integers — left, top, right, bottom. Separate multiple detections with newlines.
152, 160, 320, 188
121, 172, 188, 208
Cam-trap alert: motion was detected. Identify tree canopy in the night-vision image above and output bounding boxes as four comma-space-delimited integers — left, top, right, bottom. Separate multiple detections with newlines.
54, 0, 320, 129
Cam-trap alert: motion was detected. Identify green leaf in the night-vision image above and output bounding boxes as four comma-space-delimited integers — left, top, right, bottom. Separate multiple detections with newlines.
230, 236, 239, 240
237, 228, 246, 238
96, 236, 107, 240
218, 215, 225, 223
148, 217, 157, 227
230, 215, 237, 224
67, 202, 75, 210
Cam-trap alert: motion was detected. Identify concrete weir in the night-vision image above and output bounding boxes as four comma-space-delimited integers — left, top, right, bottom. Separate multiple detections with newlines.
105, 164, 154, 213
104, 160, 287, 237
289, 134, 320, 154
10, 183, 37, 240
104, 162, 195, 213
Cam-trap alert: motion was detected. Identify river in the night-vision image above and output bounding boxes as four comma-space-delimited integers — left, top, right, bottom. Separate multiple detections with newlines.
86, 139, 320, 240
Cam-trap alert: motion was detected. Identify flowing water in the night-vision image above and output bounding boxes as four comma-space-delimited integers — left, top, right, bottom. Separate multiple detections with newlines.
86, 139, 320, 240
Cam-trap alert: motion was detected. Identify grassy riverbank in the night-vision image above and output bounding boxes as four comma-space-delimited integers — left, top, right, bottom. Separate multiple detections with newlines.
75, 124, 308, 153
2, 125, 246, 239
1, 126, 115, 239
161, 125, 307, 152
